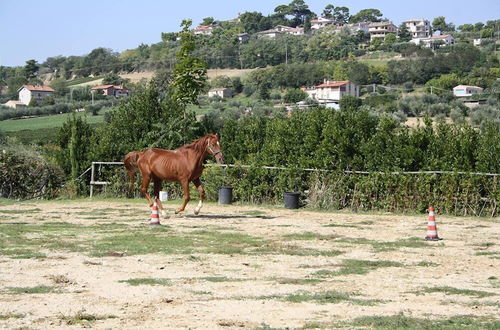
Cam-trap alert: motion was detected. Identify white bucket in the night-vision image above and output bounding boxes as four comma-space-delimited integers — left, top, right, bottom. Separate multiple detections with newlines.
159, 191, 168, 202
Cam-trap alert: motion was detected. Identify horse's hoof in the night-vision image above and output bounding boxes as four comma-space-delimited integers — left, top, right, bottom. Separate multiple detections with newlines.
194, 210, 200, 215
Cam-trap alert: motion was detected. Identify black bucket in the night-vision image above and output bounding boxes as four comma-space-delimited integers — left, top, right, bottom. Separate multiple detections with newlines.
284, 192, 300, 209
218, 186, 233, 205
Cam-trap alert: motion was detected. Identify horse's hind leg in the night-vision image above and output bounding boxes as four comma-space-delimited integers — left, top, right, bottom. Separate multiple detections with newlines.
193, 178, 205, 215
140, 173, 154, 207
175, 179, 190, 214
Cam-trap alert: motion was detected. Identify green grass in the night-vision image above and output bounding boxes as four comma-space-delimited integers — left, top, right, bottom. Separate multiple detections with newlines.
118, 278, 172, 286
337, 237, 428, 251
344, 314, 500, 329
66, 76, 103, 86
0, 112, 105, 132
282, 232, 336, 240
0, 208, 41, 214
0, 313, 24, 320
199, 276, 246, 282
313, 259, 404, 277
60, 310, 116, 325
258, 290, 382, 306
2, 285, 61, 294
416, 261, 440, 267
417, 286, 496, 298
274, 278, 323, 285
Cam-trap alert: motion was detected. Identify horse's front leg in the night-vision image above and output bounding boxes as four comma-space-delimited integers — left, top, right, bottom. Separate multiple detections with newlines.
175, 179, 190, 214
192, 178, 205, 215
140, 173, 154, 207
153, 177, 168, 217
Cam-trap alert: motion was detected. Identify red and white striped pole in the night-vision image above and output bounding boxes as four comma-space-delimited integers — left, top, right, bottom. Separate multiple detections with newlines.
150, 202, 161, 225
424, 206, 441, 241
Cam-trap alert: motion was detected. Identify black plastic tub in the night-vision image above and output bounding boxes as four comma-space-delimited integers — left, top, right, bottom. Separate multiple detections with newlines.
283, 192, 300, 209
218, 186, 233, 205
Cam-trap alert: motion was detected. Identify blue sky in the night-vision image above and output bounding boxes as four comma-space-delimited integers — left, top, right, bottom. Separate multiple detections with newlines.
0, 0, 498, 67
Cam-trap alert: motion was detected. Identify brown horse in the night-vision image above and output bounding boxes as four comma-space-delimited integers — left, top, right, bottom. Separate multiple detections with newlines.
136, 134, 224, 215
123, 150, 144, 194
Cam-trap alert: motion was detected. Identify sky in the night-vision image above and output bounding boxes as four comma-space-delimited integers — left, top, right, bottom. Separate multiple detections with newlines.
0, 0, 499, 67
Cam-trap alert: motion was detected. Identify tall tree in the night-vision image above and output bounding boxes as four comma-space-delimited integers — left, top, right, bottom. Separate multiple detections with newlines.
398, 23, 412, 42
240, 11, 265, 33
322, 4, 334, 18
333, 6, 350, 24
432, 16, 454, 33
288, 0, 312, 27
23, 60, 39, 81
201, 17, 215, 25
349, 8, 383, 23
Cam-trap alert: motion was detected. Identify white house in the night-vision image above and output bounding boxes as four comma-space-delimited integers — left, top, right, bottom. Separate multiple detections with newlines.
237, 33, 250, 42
256, 25, 304, 38
18, 85, 55, 105
413, 34, 455, 48
453, 85, 484, 97
208, 87, 232, 98
311, 17, 337, 30
368, 21, 398, 40
303, 80, 359, 104
403, 19, 431, 39
346, 22, 371, 33
193, 24, 219, 36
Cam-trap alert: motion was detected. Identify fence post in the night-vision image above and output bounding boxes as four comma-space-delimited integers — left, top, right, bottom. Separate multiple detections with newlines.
90, 162, 95, 198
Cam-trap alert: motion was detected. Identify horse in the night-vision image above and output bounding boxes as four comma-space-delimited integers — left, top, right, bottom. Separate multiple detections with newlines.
123, 150, 144, 195
136, 133, 224, 216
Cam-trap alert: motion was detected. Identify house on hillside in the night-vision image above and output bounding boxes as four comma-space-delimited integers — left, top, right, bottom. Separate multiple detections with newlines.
346, 22, 371, 33
412, 34, 454, 48
3, 100, 27, 109
256, 25, 304, 38
208, 88, 232, 99
303, 80, 359, 105
453, 85, 483, 97
403, 19, 431, 39
18, 85, 55, 105
311, 17, 337, 30
193, 24, 220, 36
90, 85, 129, 97
368, 21, 398, 41
237, 33, 250, 42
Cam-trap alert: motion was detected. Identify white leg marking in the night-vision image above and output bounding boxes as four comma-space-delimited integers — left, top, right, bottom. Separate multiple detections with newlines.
194, 200, 203, 215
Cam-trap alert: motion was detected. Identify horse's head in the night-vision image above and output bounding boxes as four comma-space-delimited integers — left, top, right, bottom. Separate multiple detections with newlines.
207, 134, 224, 164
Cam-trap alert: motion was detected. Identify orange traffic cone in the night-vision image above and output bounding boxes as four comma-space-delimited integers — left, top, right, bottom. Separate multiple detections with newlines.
150, 202, 160, 225
424, 206, 441, 241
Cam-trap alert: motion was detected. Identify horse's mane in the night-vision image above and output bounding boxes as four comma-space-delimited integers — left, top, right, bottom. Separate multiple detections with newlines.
177, 134, 214, 154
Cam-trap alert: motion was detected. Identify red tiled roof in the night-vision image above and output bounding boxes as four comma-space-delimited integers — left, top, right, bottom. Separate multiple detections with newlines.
316, 80, 349, 88
430, 34, 452, 39
21, 85, 54, 92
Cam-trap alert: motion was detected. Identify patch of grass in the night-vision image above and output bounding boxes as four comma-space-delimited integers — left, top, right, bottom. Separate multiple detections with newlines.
475, 251, 500, 258
0, 313, 24, 320
2, 285, 61, 294
322, 223, 358, 228
417, 286, 496, 298
199, 276, 246, 282
345, 314, 500, 329
416, 261, 440, 267
284, 290, 382, 306
48, 274, 74, 285
283, 232, 335, 240
0, 248, 46, 259
337, 237, 428, 251
274, 278, 323, 285
313, 259, 404, 277
118, 278, 172, 286
60, 310, 116, 325
0, 208, 41, 214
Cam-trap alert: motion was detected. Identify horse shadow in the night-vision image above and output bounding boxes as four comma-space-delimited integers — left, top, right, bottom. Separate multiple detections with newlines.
182, 214, 276, 220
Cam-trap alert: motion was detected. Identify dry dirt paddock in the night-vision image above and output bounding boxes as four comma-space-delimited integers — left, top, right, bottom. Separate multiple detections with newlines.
0, 199, 498, 329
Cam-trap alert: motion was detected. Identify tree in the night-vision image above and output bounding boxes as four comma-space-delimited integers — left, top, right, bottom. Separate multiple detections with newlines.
322, 4, 334, 18
240, 11, 265, 34
102, 73, 128, 86
350, 9, 383, 23
23, 59, 39, 81
432, 16, 454, 33
458, 24, 474, 32
283, 88, 307, 103
304, 15, 312, 33
201, 17, 215, 26
384, 33, 397, 46
398, 23, 412, 42
481, 28, 494, 38
171, 19, 208, 107
288, 0, 312, 27
333, 6, 350, 25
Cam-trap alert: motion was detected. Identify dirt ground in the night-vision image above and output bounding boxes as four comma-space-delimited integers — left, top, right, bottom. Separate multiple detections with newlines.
0, 200, 498, 329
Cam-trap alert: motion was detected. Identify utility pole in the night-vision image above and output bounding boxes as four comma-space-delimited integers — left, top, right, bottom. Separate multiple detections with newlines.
285, 40, 288, 65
